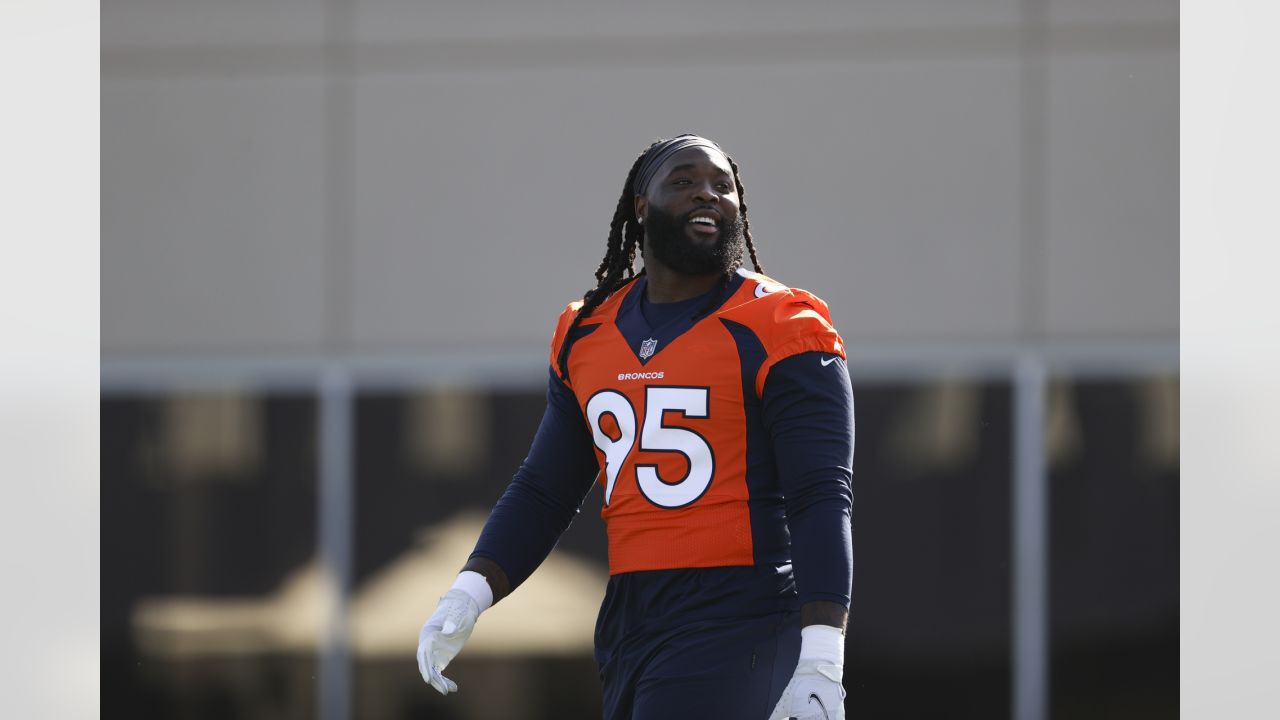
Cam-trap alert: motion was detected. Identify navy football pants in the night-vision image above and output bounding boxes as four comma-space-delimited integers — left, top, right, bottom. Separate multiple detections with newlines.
597, 610, 801, 719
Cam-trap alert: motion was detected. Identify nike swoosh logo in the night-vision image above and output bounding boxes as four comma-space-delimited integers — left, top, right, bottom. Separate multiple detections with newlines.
808, 692, 831, 719
820, 356, 839, 367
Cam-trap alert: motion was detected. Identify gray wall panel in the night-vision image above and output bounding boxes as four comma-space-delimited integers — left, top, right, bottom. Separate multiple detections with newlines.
103, 0, 327, 49
100, 2, 1179, 356
102, 76, 330, 352
349, 70, 632, 350
721, 60, 1024, 343
350, 58, 1022, 349
352, 0, 1021, 45
1042, 51, 1178, 337
1048, 0, 1177, 25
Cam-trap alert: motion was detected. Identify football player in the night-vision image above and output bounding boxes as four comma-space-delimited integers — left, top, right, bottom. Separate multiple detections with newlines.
418, 135, 854, 719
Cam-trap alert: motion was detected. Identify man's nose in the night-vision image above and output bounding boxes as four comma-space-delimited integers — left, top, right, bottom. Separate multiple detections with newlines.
692, 182, 719, 203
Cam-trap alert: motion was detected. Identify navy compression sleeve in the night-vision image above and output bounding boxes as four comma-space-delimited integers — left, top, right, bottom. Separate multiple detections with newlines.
469, 367, 601, 591
762, 352, 855, 608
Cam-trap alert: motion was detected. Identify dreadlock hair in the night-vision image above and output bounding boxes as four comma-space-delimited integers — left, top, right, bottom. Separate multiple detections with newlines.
555, 139, 764, 383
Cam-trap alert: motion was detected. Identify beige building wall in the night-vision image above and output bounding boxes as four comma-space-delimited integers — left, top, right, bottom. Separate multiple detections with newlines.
102, 0, 1177, 357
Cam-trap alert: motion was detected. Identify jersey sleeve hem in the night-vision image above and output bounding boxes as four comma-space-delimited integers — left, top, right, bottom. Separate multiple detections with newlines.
744, 289, 846, 397
756, 334, 846, 397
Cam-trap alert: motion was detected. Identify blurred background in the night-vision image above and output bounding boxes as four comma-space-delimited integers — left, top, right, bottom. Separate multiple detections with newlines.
101, 1, 1177, 718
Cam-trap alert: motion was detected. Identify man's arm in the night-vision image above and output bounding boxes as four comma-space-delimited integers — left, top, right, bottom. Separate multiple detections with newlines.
466, 366, 601, 602
418, 367, 600, 694
761, 351, 855, 629
762, 351, 854, 718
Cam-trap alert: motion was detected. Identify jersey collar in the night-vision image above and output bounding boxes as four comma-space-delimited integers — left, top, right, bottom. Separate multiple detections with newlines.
615, 272, 747, 366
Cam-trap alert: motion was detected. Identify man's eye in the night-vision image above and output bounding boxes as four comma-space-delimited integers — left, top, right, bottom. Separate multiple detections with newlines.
716, 182, 732, 191
673, 178, 690, 185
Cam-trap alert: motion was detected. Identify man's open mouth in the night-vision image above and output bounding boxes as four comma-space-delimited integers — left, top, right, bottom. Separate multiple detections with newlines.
687, 211, 720, 235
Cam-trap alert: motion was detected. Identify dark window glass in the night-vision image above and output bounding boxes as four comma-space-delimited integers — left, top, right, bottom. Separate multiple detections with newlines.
102, 392, 319, 720
846, 380, 1013, 719
1048, 378, 1179, 719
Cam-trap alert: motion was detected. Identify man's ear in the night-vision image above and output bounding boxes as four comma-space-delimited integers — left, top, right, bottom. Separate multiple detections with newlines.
634, 195, 647, 225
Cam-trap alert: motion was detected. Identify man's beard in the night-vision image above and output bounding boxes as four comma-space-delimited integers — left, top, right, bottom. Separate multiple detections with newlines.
643, 205, 745, 276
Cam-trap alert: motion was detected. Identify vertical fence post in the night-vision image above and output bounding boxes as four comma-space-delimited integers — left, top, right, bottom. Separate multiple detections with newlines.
1012, 355, 1048, 720
317, 366, 353, 720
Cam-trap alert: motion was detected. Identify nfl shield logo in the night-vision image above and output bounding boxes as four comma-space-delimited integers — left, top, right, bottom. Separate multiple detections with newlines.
639, 338, 658, 360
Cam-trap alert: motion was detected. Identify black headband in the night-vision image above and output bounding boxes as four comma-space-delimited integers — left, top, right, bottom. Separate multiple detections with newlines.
633, 134, 725, 197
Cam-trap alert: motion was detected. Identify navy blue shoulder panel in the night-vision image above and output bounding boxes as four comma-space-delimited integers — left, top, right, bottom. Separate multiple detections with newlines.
721, 318, 791, 565
559, 321, 601, 384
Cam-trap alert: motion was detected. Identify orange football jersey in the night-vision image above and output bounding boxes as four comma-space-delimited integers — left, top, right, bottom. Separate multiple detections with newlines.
550, 268, 846, 575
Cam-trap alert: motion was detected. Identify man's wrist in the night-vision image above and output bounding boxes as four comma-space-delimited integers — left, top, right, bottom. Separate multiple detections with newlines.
799, 624, 845, 665
461, 556, 512, 604
800, 599, 849, 630
450, 570, 494, 613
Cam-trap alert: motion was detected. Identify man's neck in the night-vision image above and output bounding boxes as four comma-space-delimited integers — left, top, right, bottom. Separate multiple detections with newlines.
642, 252, 721, 304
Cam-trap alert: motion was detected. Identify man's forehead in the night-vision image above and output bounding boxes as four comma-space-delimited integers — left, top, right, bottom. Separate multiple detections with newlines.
654, 146, 733, 178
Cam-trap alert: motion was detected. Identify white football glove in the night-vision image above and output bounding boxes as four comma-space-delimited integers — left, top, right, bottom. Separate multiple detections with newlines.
417, 572, 492, 695
769, 626, 846, 720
